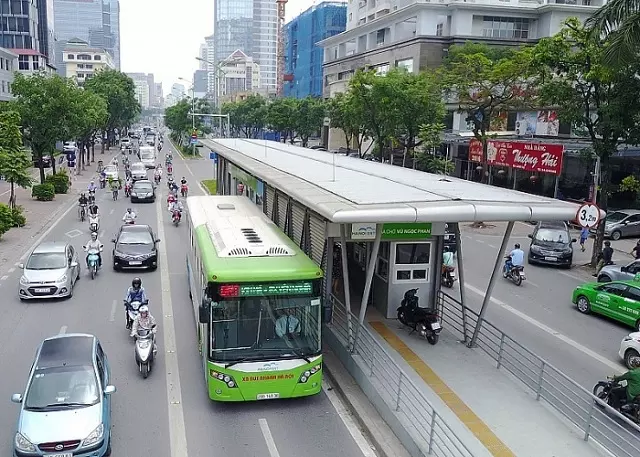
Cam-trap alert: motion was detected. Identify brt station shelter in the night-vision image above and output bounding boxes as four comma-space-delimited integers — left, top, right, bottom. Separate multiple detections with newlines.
202, 138, 591, 345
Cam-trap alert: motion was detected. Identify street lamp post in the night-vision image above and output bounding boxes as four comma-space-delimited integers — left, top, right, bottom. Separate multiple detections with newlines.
179, 77, 196, 155
196, 56, 228, 136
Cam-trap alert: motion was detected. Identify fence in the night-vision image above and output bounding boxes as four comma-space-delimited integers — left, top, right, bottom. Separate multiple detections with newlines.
327, 295, 478, 457
437, 290, 640, 457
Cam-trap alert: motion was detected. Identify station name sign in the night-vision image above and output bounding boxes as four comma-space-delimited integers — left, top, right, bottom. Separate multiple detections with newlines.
350, 223, 432, 240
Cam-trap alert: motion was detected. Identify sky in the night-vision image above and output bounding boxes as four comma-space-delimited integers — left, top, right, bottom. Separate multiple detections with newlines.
119, 0, 319, 96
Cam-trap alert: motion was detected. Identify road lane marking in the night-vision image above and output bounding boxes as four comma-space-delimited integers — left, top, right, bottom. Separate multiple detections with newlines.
557, 270, 586, 282
524, 279, 540, 288
59, 326, 67, 334
20, 197, 78, 262
370, 321, 516, 457
175, 143, 208, 195
8, 267, 15, 273
487, 244, 496, 248
109, 208, 114, 215
0, 275, 7, 280
258, 419, 282, 457
464, 283, 623, 372
322, 384, 378, 457
65, 229, 83, 238
109, 299, 118, 322
156, 193, 189, 457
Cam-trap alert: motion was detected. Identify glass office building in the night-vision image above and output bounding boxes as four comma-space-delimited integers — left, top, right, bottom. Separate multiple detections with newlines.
214, 0, 277, 90
0, 0, 40, 51
53, 0, 120, 75
284, 2, 346, 98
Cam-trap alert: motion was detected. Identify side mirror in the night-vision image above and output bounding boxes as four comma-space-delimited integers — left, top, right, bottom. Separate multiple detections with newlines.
322, 304, 333, 324
155, 239, 161, 243
621, 266, 628, 273
104, 385, 116, 395
11, 394, 22, 403
571, 238, 577, 243
199, 305, 210, 324
18, 263, 24, 269
152, 324, 157, 329
527, 234, 533, 239
111, 239, 116, 243
70, 261, 78, 268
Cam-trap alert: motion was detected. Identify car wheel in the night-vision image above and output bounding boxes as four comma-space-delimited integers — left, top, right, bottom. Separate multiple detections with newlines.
625, 349, 640, 368
598, 275, 611, 283
611, 230, 622, 241
576, 295, 591, 314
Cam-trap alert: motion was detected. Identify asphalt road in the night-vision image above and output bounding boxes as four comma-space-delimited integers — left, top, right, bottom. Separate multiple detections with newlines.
0, 139, 374, 457
450, 226, 634, 389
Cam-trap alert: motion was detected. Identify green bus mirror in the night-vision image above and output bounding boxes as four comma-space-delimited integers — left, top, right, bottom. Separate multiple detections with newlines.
199, 304, 209, 324
322, 304, 332, 324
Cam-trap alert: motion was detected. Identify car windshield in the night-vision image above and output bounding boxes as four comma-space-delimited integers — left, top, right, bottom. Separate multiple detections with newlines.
132, 165, 145, 171
134, 183, 152, 191
118, 230, 153, 245
208, 295, 322, 362
606, 212, 628, 223
141, 152, 154, 159
105, 166, 116, 173
535, 229, 569, 243
26, 252, 67, 270
25, 365, 99, 410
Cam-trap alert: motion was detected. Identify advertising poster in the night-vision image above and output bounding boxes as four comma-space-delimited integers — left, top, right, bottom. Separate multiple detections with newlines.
536, 110, 560, 136
467, 139, 564, 175
516, 112, 537, 135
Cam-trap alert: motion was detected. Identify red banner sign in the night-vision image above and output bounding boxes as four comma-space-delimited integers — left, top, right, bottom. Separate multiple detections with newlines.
468, 139, 564, 176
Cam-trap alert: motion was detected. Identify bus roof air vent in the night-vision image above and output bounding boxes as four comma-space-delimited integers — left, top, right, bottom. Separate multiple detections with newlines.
228, 247, 251, 256
217, 203, 236, 210
266, 246, 291, 256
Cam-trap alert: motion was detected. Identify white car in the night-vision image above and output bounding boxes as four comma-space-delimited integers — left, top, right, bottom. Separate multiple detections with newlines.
130, 162, 147, 181
619, 332, 640, 368
104, 164, 118, 181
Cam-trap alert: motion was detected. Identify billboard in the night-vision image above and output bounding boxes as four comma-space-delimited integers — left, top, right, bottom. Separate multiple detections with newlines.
468, 139, 564, 175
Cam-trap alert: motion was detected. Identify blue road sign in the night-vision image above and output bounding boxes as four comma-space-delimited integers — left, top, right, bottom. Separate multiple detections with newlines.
209, 152, 218, 163
190, 138, 197, 145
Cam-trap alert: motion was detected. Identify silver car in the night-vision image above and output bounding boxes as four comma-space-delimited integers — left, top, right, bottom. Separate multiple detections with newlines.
19, 241, 80, 300
130, 162, 147, 181
597, 259, 640, 282
104, 164, 118, 181
591, 209, 640, 241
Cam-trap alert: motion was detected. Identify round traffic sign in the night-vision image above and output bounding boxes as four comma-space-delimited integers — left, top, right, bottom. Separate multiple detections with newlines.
577, 203, 600, 228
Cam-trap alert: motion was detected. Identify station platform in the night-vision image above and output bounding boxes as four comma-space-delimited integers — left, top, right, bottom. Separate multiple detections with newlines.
326, 301, 608, 457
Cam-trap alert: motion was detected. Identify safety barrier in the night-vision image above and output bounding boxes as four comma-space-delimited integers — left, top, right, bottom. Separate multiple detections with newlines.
437, 290, 640, 457
327, 295, 478, 457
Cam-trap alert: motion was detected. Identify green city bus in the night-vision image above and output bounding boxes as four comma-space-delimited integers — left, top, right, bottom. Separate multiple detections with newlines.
186, 195, 324, 401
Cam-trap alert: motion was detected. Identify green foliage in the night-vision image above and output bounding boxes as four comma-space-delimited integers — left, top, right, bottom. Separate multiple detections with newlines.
31, 183, 55, 201
294, 97, 326, 147
84, 69, 140, 133
0, 203, 13, 238
45, 171, 70, 194
0, 110, 33, 207
326, 92, 366, 154
222, 95, 268, 138
418, 156, 454, 175
201, 179, 217, 195
11, 205, 26, 227
587, 0, 640, 65
164, 100, 192, 140
620, 176, 640, 194
266, 98, 298, 142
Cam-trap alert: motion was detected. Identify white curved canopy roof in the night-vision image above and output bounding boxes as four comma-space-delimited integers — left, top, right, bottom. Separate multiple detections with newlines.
205, 138, 597, 224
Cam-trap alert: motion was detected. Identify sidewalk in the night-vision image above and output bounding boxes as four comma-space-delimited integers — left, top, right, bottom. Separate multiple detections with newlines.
0, 149, 119, 277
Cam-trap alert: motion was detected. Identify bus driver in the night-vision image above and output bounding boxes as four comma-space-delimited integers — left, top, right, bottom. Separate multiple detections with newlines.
275, 309, 300, 339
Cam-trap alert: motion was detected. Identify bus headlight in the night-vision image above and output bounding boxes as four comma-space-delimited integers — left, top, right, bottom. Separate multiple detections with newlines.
298, 364, 321, 383
210, 369, 238, 388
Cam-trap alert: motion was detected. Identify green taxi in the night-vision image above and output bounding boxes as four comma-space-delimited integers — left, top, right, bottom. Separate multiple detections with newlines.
572, 278, 640, 331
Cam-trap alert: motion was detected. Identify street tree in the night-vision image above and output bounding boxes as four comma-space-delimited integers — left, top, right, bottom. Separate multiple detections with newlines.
440, 42, 536, 183
414, 122, 451, 173
11, 72, 78, 183
164, 100, 192, 143
266, 98, 298, 143
84, 69, 140, 151
588, 0, 640, 65
532, 18, 640, 265
70, 90, 108, 167
326, 92, 368, 155
294, 97, 325, 147
222, 95, 267, 138
0, 111, 33, 208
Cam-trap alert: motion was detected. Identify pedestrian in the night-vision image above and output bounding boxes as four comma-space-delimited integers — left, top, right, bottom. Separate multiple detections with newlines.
579, 227, 589, 252
631, 240, 640, 260
332, 243, 342, 296
594, 240, 614, 276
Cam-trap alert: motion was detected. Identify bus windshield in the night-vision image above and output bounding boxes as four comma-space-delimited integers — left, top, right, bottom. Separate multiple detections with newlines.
209, 295, 321, 362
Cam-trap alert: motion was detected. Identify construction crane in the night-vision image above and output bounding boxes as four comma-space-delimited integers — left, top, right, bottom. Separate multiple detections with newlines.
276, 0, 287, 97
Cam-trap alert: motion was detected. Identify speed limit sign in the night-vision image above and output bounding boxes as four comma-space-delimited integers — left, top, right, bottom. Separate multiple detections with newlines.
577, 203, 600, 228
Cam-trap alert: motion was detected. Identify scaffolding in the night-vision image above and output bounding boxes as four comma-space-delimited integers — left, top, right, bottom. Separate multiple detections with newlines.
276, 0, 288, 97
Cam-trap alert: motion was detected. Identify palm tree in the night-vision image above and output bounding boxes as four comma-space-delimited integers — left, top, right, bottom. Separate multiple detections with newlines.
587, 0, 640, 65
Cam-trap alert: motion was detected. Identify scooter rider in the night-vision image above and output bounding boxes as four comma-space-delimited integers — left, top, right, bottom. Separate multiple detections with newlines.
505, 243, 525, 274
88, 203, 99, 217
88, 180, 97, 193
123, 207, 136, 224
124, 277, 148, 307
130, 305, 158, 353
607, 357, 640, 410
83, 232, 103, 268
169, 198, 184, 218
78, 192, 88, 207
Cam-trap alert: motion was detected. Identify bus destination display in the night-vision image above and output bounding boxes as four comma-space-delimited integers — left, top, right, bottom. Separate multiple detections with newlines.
239, 282, 313, 297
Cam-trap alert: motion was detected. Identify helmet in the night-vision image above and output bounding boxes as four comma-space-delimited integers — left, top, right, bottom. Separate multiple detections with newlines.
515, 243, 521, 249
139, 305, 149, 315
81, 192, 85, 197
132, 277, 142, 289
127, 207, 132, 212
443, 246, 450, 253
604, 240, 611, 247
90, 232, 98, 240
90, 180, 94, 184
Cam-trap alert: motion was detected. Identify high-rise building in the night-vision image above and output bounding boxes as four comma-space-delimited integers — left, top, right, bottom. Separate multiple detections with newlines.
171, 83, 186, 101
198, 42, 208, 69
204, 34, 216, 94
213, 0, 277, 91
0, 47, 18, 100
154, 82, 163, 107
284, 2, 346, 99
193, 69, 208, 99
127, 72, 150, 109
37, 0, 55, 65
53, 0, 121, 76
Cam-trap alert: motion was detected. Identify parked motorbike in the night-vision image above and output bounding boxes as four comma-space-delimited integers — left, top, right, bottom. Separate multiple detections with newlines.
397, 288, 441, 345
180, 183, 188, 198
503, 256, 525, 286
89, 215, 99, 233
442, 265, 456, 288
125, 300, 146, 330
83, 247, 101, 280
134, 325, 157, 379
593, 378, 640, 424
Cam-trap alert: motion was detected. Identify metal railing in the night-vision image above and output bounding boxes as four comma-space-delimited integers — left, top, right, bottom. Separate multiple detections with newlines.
437, 291, 640, 457
327, 295, 477, 457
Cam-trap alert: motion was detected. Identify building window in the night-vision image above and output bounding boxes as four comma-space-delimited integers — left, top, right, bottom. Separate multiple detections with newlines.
18, 55, 28, 70
67, 54, 74, 60
7, 81, 11, 93
376, 29, 385, 46
372, 63, 389, 75
436, 23, 443, 36
77, 54, 91, 61
396, 58, 413, 73
482, 16, 530, 39
2, 81, 5, 93
0, 58, 3, 70
94, 55, 101, 61
86, 64, 93, 69
32, 56, 38, 70
349, 12, 352, 21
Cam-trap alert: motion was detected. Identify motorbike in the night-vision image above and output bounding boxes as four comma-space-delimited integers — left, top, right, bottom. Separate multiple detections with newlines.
134, 325, 157, 379
124, 182, 132, 197
78, 204, 87, 222
180, 183, 188, 198
88, 190, 96, 205
99, 176, 106, 189
124, 216, 135, 225
593, 378, 640, 424
112, 187, 119, 201
503, 256, 525, 286
125, 300, 146, 330
154, 173, 161, 185
89, 215, 100, 233
442, 265, 456, 288
83, 247, 102, 280
172, 209, 182, 226
397, 288, 442, 345
167, 164, 173, 174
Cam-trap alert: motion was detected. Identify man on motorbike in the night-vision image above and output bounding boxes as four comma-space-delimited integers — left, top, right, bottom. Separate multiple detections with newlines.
130, 305, 158, 353
443, 246, 455, 268
125, 277, 147, 304
122, 207, 136, 224
88, 203, 99, 217
83, 231, 103, 267
505, 243, 525, 274
608, 357, 640, 409
88, 180, 97, 193
124, 176, 133, 194
78, 193, 88, 219
169, 199, 184, 220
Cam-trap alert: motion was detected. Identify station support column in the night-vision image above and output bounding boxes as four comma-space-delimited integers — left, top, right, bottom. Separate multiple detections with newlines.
339, 224, 354, 350
453, 223, 469, 342
353, 225, 382, 350
468, 221, 514, 348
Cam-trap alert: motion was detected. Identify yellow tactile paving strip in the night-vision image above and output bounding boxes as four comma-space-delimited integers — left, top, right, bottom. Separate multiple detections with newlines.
369, 321, 516, 457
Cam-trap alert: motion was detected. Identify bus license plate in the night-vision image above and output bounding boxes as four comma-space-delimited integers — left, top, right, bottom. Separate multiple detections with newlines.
544, 256, 557, 261
257, 393, 280, 400
129, 261, 142, 265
